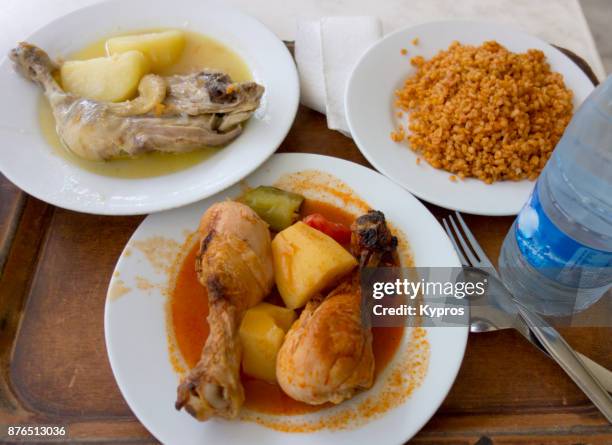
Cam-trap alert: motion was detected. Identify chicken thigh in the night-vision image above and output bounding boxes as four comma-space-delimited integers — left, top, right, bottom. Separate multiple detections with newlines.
175, 201, 274, 420
9, 43, 264, 161
276, 211, 397, 405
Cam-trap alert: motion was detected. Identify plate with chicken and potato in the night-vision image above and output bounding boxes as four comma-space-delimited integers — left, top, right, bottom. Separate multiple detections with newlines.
0, 0, 298, 215
105, 153, 467, 445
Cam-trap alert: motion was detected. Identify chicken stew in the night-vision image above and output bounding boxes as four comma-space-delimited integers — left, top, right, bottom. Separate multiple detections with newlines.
11, 30, 262, 178
170, 190, 404, 420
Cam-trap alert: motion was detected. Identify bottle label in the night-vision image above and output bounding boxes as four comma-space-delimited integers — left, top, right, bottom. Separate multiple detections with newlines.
515, 183, 612, 288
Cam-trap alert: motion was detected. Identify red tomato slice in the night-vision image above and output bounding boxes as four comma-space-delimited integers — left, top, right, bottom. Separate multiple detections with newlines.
303, 213, 352, 245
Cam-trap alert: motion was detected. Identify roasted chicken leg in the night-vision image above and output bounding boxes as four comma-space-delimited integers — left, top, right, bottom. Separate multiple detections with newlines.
9, 43, 264, 161
276, 211, 397, 405
175, 201, 274, 420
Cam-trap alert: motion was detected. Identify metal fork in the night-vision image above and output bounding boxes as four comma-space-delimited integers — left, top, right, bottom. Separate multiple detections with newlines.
442, 212, 498, 275
442, 211, 612, 393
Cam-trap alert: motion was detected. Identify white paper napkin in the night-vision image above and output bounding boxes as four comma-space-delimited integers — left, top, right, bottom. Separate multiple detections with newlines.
295, 16, 382, 136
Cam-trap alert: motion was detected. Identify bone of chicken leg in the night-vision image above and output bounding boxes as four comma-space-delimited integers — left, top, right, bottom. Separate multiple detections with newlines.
175, 201, 274, 420
9, 42, 264, 161
276, 210, 397, 405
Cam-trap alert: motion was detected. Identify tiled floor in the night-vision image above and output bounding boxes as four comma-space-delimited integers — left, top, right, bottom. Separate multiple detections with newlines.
581, 0, 611, 74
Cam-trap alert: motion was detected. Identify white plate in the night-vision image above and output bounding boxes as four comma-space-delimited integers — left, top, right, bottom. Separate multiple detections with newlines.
345, 20, 595, 216
105, 153, 467, 445
0, 0, 298, 215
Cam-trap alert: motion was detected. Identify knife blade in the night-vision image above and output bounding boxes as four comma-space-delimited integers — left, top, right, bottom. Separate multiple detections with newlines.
465, 267, 612, 393
514, 299, 612, 423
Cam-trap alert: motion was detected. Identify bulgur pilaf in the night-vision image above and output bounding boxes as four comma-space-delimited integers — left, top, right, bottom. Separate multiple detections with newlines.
391, 41, 574, 183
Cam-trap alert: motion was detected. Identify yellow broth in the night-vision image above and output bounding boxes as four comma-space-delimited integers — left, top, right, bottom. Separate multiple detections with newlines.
38, 30, 252, 179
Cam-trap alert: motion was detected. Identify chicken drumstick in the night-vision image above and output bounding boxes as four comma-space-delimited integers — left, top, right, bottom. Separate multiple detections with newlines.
175, 201, 274, 420
276, 210, 397, 405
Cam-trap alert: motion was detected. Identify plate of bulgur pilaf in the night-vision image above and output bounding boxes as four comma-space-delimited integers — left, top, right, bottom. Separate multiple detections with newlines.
345, 20, 595, 215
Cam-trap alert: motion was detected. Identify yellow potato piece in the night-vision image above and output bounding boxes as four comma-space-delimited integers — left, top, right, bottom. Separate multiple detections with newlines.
60, 51, 150, 102
239, 310, 286, 383
248, 302, 296, 332
106, 30, 185, 71
272, 221, 358, 309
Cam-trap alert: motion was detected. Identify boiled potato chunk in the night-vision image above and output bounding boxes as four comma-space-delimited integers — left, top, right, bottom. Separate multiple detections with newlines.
106, 30, 185, 71
60, 51, 149, 102
248, 302, 296, 332
272, 221, 358, 309
239, 309, 287, 383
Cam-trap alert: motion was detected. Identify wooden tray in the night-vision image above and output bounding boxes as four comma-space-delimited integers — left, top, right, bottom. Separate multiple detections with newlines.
1, 53, 610, 444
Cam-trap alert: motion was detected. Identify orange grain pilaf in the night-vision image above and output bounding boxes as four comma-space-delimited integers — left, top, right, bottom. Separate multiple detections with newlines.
390, 125, 405, 142
392, 41, 573, 184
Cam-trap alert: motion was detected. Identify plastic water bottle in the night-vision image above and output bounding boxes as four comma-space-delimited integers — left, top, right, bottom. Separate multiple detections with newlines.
499, 75, 612, 316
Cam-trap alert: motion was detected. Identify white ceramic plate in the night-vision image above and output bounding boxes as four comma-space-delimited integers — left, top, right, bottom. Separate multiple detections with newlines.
105, 153, 467, 445
346, 20, 595, 216
0, 0, 298, 215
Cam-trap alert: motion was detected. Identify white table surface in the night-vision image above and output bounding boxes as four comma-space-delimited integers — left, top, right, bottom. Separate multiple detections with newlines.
0, 0, 605, 79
